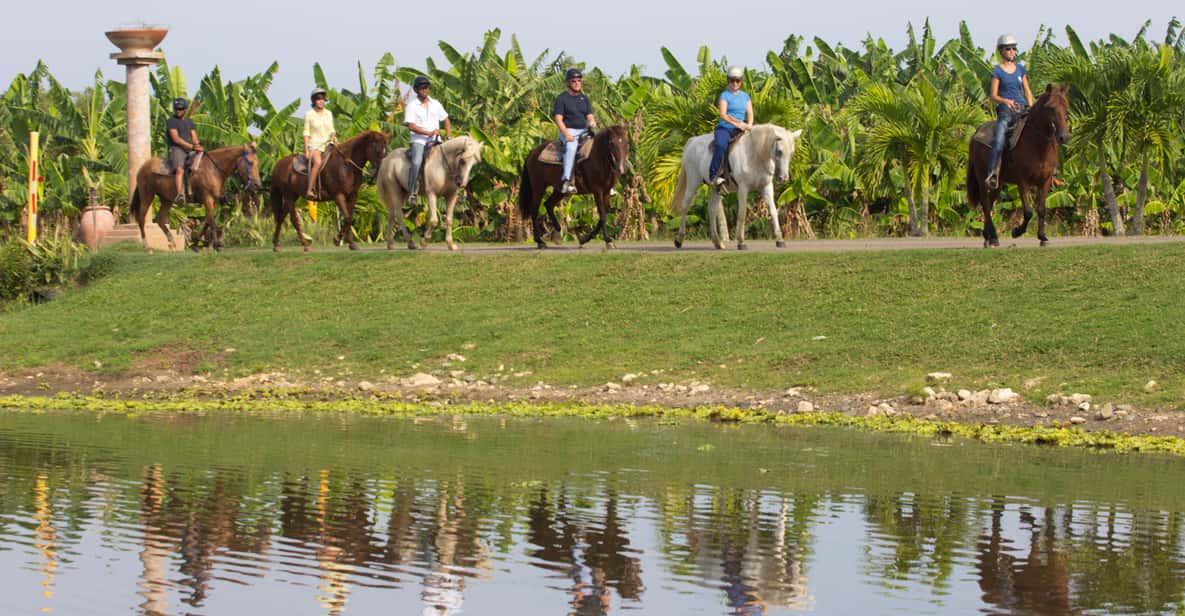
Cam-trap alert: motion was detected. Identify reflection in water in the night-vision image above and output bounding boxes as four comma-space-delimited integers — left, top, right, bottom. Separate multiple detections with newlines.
0, 413, 1184, 614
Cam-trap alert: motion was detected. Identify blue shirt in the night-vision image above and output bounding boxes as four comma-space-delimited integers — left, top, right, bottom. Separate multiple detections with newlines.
717, 89, 750, 129
992, 63, 1028, 114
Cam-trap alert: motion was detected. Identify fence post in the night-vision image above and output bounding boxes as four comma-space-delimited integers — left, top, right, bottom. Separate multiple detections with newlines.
27, 131, 39, 245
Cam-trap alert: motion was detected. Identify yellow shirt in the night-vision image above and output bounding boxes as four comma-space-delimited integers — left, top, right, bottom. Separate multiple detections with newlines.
303, 108, 336, 152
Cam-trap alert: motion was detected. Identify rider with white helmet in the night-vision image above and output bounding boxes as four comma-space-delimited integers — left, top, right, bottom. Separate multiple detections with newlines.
986, 34, 1035, 189
709, 66, 754, 189
304, 87, 338, 199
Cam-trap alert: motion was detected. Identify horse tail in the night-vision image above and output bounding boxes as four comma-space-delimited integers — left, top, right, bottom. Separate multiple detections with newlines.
128, 187, 141, 219
670, 165, 689, 214
966, 151, 980, 210
517, 160, 534, 218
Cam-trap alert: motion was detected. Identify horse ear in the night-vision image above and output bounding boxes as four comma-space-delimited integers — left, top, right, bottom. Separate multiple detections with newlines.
1045, 83, 1054, 94
1060, 83, 1071, 95
790, 129, 803, 140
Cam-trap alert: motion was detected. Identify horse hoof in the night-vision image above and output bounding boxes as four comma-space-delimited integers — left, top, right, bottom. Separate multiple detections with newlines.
386, 242, 396, 250
549, 231, 563, 244
713, 242, 724, 250
447, 243, 457, 251
775, 240, 786, 248
407, 242, 417, 250
303, 246, 311, 253
1011, 228, 1025, 239
605, 242, 616, 250
348, 243, 360, 251
1039, 240, 1049, 247
674, 238, 683, 249
536, 242, 547, 250
983, 239, 1000, 248
737, 243, 748, 251
273, 245, 280, 253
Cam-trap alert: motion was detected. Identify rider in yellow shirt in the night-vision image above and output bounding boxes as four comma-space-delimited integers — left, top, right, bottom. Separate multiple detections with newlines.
303, 88, 337, 199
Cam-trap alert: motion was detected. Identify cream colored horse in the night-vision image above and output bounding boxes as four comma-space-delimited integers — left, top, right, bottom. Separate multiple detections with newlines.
671, 124, 802, 249
376, 136, 483, 250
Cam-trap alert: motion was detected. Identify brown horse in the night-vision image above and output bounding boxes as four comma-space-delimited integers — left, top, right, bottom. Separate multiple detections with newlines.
129, 144, 262, 252
269, 131, 388, 251
968, 84, 1071, 247
517, 126, 629, 249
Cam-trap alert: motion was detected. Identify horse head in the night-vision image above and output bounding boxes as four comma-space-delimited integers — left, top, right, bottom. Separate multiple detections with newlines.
239, 143, 262, 191
449, 136, 483, 189
598, 126, 629, 176
1038, 84, 1071, 146
770, 126, 803, 183
363, 131, 390, 171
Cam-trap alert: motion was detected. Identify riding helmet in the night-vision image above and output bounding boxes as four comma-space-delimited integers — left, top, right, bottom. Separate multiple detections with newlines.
726, 66, 744, 80
310, 87, 328, 104
412, 76, 430, 91
996, 34, 1019, 49
564, 68, 583, 82
172, 97, 188, 111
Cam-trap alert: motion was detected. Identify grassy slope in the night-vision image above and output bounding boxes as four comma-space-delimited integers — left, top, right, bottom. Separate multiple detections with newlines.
1, 243, 1183, 406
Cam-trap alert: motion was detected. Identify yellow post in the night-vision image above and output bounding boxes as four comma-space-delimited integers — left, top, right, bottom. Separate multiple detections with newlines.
308, 200, 318, 222
27, 131, 39, 245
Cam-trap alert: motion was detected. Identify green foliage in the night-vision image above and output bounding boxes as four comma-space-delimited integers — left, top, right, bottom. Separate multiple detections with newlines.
0, 235, 100, 305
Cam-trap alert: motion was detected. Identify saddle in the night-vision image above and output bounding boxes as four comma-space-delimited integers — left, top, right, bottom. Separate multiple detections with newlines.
153, 150, 202, 175
405, 141, 441, 195
538, 134, 594, 166
972, 116, 1027, 151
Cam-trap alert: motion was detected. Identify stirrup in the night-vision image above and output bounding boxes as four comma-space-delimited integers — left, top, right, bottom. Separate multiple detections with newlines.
986, 174, 999, 190
561, 181, 576, 194
173, 194, 185, 205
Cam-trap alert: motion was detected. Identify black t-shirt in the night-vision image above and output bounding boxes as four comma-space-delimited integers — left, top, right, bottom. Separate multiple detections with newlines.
165, 116, 195, 149
552, 91, 593, 129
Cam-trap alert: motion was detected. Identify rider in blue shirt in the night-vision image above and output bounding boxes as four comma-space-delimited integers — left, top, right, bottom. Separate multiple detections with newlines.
710, 66, 754, 189
986, 34, 1035, 189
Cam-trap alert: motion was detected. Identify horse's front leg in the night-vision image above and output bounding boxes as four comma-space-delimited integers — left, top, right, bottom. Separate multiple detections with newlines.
579, 192, 607, 247
734, 187, 749, 250
545, 198, 564, 245
1011, 183, 1033, 239
1036, 181, 1052, 246
443, 191, 459, 251
420, 193, 438, 249
598, 191, 614, 249
337, 194, 359, 250
707, 190, 724, 249
202, 196, 222, 252
288, 196, 310, 252
763, 182, 785, 248
674, 181, 693, 249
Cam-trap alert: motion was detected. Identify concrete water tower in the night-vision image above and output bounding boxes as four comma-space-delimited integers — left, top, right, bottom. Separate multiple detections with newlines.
105, 27, 167, 202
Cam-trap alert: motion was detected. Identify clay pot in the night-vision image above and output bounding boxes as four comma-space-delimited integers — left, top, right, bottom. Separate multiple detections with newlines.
78, 205, 115, 249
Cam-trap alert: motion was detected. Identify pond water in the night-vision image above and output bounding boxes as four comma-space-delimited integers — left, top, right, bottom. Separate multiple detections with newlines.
1, 410, 1184, 615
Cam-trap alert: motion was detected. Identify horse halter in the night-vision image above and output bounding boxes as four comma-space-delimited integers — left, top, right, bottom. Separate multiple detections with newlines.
209, 149, 259, 189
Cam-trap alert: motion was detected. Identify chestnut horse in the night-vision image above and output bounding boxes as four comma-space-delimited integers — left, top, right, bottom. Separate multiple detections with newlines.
967, 84, 1070, 247
517, 126, 629, 249
129, 144, 262, 252
269, 131, 388, 251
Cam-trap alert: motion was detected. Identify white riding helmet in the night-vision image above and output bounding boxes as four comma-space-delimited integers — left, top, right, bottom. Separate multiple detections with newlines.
726, 66, 744, 80
996, 34, 1019, 49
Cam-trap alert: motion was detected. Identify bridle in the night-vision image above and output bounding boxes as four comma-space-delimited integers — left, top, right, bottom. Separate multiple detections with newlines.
208, 147, 259, 190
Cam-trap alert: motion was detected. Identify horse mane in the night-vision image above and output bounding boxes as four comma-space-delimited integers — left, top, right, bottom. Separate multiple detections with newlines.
335, 130, 385, 157
746, 124, 781, 154
1029, 86, 1068, 121
441, 135, 482, 160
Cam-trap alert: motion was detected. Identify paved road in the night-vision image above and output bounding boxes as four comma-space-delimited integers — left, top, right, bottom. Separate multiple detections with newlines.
355, 235, 1185, 254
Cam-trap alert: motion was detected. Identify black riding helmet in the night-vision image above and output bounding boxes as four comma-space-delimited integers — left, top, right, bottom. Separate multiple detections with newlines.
412, 76, 430, 91
172, 97, 188, 111
310, 87, 328, 105
564, 68, 583, 82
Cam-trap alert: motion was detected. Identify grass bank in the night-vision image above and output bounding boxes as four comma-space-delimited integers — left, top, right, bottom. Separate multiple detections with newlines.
1, 242, 1184, 407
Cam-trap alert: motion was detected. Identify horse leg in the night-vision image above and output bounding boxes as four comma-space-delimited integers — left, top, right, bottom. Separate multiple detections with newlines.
674, 183, 692, 249
735, 188, 749, 250
387, 188, 415, 250
444, 191, 459, 251
155, 201, 176, 251
136, 192, 152, 253
578, 193, 607, 247
707, 191, 724, 249
546, 200, 563, 245
539, 190, 564, 249
982, 198, 999, 248
763, 182, 785, 248
338, 195, 359, 251
598, 192, 614, 249
289, 197, 310, 252
203, 196, 222, 252
1011, 183, 1033, 239
1036, 182, 1051, 246
420, 193, 438, 249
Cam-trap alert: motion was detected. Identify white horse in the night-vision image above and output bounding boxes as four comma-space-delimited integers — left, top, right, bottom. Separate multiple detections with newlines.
377, 136, 483, 250
671, 124, 802, 249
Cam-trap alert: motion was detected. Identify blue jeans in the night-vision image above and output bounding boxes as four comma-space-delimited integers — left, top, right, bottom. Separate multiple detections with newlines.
562, 128, 587, 181
987, 110, 1021, 176
709, 126, 738, 180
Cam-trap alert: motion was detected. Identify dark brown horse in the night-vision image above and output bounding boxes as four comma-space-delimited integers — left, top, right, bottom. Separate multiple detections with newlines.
968, 84, 1071, 247
517, 126, 629, 249
129, 144, 262, 252
269, 130, 388, 251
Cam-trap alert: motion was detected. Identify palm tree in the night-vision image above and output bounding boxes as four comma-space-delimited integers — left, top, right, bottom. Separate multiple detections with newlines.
849, 77, 984, 236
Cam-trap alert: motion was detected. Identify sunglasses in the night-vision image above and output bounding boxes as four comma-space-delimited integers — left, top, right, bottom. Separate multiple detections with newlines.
1002, 46, 1017, 51
728, 77, 742, 83
568, 78, 582, 83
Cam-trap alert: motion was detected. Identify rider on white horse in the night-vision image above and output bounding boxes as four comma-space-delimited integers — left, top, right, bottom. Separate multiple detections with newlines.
986, 34, 1034, 189
405, 75, 452, 204
709, 66, 754, 191
553, 68, 598, 194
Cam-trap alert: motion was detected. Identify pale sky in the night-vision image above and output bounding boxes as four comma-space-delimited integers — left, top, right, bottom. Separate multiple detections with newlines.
5, 0, 1178, 109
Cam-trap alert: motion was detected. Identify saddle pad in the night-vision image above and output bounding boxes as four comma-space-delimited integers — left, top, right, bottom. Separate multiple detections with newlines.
538, 138, 594, 166
972, 117, 1027, 150
153, 151, 202, 175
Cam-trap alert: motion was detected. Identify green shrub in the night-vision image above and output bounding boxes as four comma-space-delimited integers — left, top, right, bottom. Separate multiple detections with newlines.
0, 236, 113, 305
